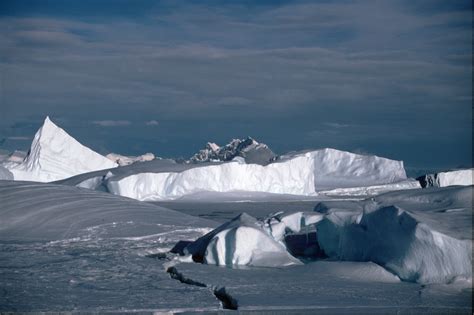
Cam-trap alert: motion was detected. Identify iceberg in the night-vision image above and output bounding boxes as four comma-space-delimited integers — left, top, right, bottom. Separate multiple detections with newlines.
314, 186, 473, 284
3, 117, 117, 182
106, 154, 315, 200
183, 213, 302, 267
417, 169, 473, 188
189, 137, 276, 165
105, 148, 409, 201
288, 148, 408, 190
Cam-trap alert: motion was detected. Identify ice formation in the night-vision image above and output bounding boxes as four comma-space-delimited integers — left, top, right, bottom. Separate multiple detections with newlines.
183, 213, 302, 267
106, 152, 155, 166
296, 148, 408, 190
0, 165, 13, 180
176, 186, 472, 284
2, 117, 117, 182
189, 137, 275, 165
417, 169, 473, 188
105, 148, 409, 201
314, 186, 473, 284
106, 154, 315, 201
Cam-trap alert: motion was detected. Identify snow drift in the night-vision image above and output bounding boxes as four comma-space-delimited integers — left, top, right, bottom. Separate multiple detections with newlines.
417, 169, 473, 188
3, 117, 117, 182
183, 213, 302, 267
0, 180, 215, 241
105, 148, 409, 201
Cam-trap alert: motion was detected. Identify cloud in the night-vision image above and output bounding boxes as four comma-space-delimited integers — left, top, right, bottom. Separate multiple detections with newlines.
6, 136, 30, 141
0, 1, 471, 168
92, 120, 131, 127
145, 120, 159, 126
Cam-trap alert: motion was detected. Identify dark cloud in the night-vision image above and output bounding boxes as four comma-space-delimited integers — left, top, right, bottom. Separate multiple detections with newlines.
0, 0, 471, 169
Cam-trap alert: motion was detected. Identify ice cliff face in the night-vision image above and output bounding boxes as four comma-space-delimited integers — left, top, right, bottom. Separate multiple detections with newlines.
189, 137, 276, 165
279, 148, 408, 190
417, 169, 473, 188
3, 117, 117, 182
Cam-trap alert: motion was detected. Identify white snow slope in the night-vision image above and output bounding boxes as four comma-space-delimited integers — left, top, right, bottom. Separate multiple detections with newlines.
0, 180, 215, 241
2, 117, 117, 182
104, 148, 410, 201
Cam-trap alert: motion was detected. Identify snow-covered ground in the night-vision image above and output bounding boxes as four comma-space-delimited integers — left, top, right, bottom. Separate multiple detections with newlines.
1, 180, 471, 312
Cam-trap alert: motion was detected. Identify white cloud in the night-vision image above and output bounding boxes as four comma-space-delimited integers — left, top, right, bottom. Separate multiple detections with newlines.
145, 120, 159, 126
92, 120, 131, 127
7, 136, 30, 141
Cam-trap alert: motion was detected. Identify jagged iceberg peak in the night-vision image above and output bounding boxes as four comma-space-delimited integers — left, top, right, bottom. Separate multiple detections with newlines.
189, 136, 276, 165
3, 116, 118, 182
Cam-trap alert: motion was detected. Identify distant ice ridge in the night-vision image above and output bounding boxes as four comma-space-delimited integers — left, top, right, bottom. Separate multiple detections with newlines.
106, 152, 155, 166
189, 137, 276, 165
417, 169, 473, 188
2, 117, 118, 182
105, 148, 410, 201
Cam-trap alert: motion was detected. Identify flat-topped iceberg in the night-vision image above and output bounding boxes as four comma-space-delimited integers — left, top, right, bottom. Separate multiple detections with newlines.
104, 148, 410, 201
2, 117, 117, 182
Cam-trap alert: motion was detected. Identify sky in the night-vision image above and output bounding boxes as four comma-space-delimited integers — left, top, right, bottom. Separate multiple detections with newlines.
0, 0, 472, 170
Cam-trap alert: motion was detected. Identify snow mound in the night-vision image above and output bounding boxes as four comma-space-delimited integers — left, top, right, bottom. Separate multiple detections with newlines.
189, 137, 276, 165
106, 152, 155, 166
3, 117, 118, 182
417, 169, 473, 188
183, 213, 302, 267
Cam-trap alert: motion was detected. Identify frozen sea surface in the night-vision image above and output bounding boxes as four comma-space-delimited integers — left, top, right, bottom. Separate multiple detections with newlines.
0, 181, 472, 313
